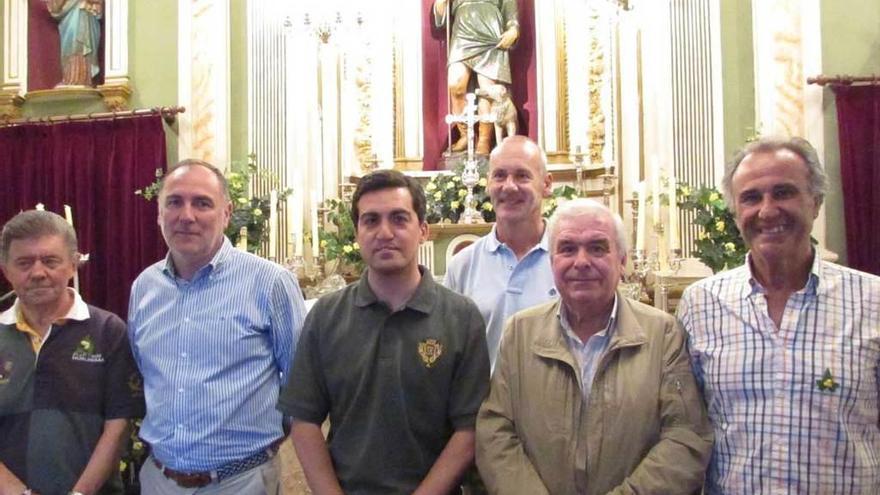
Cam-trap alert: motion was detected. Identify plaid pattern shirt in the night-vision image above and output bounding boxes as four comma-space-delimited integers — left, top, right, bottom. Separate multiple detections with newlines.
678, 253, 880, 494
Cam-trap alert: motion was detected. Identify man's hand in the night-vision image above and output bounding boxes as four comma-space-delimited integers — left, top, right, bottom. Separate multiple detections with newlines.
497, 26, 519, 50
0, 463, 28, 495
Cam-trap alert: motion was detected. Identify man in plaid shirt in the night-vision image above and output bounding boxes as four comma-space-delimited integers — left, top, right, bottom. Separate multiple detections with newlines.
678, 136, 880, 494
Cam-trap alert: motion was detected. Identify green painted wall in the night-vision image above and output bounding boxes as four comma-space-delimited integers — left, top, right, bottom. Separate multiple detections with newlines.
720, 0, 756, 162
230, 0, 249, 163
130, 0, 179, 165
819, 0, 880, 265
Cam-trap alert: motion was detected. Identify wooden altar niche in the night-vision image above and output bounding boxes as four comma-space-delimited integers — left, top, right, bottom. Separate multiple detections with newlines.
1, 0, 133, 118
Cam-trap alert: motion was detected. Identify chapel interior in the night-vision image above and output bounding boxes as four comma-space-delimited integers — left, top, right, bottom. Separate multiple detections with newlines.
1, 0, 878, 493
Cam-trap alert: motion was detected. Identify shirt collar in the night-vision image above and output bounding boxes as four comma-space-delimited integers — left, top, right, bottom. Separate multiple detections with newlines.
745, 248, 821, 296
485, 221, 550, 253
0, 287, 90, 325
162, 236, 233, 280
556, 293, 618, 345
354, 265, 437, 314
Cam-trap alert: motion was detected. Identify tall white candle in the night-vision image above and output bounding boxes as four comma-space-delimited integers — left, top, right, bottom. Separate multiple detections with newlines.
651, 161, 661, 226
311, 192, 320, 258
291, 193, 303, 257
64, 205, 74, 227
268, 190, 278, 258
636, 181, 647, 251
668, 177, 680, 250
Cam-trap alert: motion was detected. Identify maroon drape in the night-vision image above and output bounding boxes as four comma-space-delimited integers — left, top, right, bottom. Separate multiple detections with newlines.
832, 85, 880, 275
421, 0, 537, 170
0, 115, 168, 318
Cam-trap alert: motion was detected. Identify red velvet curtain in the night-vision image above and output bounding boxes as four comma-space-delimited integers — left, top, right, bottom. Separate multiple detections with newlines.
421, 0, 537, 171
0, 115, 168, 318
832, 85, 880, 276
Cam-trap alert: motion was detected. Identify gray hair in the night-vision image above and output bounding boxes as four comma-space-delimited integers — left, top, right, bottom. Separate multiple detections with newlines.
490, 135, 549, 176
547, 198, 628, 260
0, 210, 78, 264
721, 136, 827, 211
159, 158, 231, 202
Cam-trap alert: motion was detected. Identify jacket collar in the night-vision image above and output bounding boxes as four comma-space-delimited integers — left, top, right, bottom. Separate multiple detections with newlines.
532, 291, 647, 366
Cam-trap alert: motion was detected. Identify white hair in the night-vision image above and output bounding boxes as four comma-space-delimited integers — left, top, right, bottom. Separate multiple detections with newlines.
547, 198, 628, 260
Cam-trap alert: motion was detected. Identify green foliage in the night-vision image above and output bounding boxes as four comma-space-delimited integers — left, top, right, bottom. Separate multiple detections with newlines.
135, 155, 291, 253
677, 183, 746, 273
542, 185, 579, 217
318, 198, 364, 272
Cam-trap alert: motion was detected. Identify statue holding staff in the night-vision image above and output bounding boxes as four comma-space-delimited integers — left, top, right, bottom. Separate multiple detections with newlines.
434, 0, 519, 155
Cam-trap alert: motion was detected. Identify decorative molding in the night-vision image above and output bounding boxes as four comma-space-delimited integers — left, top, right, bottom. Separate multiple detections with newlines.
97, 81, 133, 111
3, 0, 27, 94
555, 10, 569, 154
587, 7, 606, 165
103, 0, 129, 81
0, 91, 24, 120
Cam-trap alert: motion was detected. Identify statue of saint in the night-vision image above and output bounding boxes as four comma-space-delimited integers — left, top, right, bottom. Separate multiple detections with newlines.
45, 0, 103, 87
434, 0, 519, 155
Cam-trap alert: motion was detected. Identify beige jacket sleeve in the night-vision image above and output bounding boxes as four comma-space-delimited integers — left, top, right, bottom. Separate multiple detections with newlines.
608, 319, 714, 494
475, 322, 550, 495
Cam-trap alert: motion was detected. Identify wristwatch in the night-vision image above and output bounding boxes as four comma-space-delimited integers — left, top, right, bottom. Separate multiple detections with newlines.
21, 489, 32, 495
68, 492, 85, 495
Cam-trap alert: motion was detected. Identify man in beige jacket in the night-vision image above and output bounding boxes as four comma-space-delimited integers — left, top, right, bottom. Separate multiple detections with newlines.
476, 198, 713, 494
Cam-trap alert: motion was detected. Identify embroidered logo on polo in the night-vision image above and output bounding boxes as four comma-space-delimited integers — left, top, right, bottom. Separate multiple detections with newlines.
418, 338, 443, 368
71, 336, 104, 363
0, 355, 12, 385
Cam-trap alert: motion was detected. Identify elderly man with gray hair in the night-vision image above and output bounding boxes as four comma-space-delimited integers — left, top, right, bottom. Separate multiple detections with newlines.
0, 210, 144, 495
678, 136, 880, 494
476, 198, 712, 494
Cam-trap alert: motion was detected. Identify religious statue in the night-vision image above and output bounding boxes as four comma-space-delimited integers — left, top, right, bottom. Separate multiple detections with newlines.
433, 0, 519, 155
45, 0, 103, 87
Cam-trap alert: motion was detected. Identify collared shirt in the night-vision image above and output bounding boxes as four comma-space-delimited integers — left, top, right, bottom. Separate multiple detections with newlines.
557, 295, 617, 405
128, 238, 306, 472
678, 251, 880, 494
279, 267, 490, 494
0, 288, 90, 353
0, 294, 142, 495
445, 223, 557, 370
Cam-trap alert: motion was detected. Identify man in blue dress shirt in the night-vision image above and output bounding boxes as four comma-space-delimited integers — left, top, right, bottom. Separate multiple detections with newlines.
128, 159, 306, 494
445, 135, 557, 370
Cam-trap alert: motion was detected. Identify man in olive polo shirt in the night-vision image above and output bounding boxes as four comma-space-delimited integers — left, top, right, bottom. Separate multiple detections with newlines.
0, 210, 144, 495
279, 170, 490, 494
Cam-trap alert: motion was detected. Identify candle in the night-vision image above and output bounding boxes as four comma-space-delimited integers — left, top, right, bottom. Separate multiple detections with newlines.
668, 177, 680, 250
636, 181, 647, 251
651, 161, 661, 226
35, 203, 45, 211
268, 190, 278, 258
237, 226, 248, 251
311, 192, 320, 258
64, 205, 74, 227
291, 194, 303, 257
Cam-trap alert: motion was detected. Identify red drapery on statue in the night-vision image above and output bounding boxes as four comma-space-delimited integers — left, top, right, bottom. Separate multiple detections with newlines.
832, 84, 880, 276
0, 115, 168, 318
421, 0, 537, 171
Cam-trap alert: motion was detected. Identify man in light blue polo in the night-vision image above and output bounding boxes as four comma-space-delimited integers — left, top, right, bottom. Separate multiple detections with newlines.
128, 159, 306, 494
445, 135, 557, 369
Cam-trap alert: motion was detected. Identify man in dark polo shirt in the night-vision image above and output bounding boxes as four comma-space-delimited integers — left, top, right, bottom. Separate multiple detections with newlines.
279, 170, 490, 494
0, 210, 144, 495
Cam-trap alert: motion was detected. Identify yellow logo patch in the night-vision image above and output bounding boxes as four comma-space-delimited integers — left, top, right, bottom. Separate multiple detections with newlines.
418, 338, 443, 368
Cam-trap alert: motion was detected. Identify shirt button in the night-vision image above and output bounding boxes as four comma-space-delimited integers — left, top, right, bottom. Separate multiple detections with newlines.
184, 317, 191, 323
178, 387, 184, 393
177, 424, 184, 429
180, 352, 188, 358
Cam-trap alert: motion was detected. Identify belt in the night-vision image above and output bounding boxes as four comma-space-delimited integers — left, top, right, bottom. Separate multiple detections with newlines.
152, 441, 281, 488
